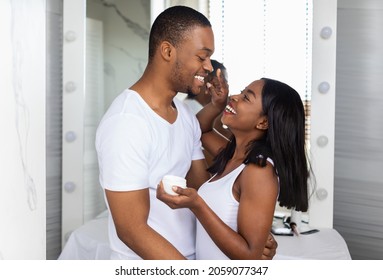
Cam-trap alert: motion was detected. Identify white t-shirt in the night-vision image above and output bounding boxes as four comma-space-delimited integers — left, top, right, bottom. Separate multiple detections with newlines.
95, 89, 204, 259
183, 98, 203, 115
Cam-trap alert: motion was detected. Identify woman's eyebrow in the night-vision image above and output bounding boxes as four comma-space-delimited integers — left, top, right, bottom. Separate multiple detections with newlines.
247, 89, 256, 98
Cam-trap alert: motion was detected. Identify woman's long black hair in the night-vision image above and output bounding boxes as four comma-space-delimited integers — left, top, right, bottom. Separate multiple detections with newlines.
207, 78, 313, 212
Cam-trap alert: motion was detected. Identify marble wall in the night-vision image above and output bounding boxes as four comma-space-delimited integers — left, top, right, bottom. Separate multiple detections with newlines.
87, 0, 150, 109
0, 0, 46, 259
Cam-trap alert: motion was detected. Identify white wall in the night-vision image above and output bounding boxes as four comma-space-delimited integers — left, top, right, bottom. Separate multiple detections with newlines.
0, 0, 46, 259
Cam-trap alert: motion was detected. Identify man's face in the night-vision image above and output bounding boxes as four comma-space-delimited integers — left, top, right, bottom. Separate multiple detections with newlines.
170, 26, 215, 95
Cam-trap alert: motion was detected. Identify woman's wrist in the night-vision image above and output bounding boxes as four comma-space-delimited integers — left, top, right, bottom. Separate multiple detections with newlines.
190, 195, 204, 213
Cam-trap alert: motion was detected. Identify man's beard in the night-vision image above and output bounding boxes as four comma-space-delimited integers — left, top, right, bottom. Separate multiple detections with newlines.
172, 60, 195, 94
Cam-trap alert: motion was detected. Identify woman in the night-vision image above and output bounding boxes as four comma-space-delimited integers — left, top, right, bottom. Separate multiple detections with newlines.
157, 76, 311, 260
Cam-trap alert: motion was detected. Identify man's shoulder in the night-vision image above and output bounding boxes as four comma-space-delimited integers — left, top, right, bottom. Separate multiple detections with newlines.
104, 89, 146, 116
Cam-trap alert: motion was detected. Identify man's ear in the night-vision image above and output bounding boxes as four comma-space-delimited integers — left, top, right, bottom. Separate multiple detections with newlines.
256, 117, 269, 130
160, 41, 173, 61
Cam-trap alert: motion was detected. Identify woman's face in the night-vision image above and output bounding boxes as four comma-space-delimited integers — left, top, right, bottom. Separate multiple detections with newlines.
221, 80, 267, 134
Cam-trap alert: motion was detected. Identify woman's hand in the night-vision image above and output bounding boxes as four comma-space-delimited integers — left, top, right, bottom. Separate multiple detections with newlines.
207, 68, 229, 110
156, 181, 200, 210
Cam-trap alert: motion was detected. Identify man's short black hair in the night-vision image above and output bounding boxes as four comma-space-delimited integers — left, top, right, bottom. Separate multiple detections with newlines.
148, 5, 212, 62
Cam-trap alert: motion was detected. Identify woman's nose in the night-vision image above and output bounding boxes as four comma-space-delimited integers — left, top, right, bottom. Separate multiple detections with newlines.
229, 95, 239, 102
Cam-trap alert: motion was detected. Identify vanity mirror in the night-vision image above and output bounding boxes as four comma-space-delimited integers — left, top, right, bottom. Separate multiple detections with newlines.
61, 0, 337, 248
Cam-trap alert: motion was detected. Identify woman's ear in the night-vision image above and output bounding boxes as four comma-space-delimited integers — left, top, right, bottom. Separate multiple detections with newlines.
256, 117, 269, 130
160, 41, 173, 61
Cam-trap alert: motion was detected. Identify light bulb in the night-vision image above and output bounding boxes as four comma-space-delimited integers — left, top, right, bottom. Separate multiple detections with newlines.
316, 188, 328, 200
65, 31, 77, 42
64, 181, 76, 193
320, 27, 332, 39
65, 131, 77, 142
317, 135, 328, 147
65, 81, 77, 93
318, 81, 330, 94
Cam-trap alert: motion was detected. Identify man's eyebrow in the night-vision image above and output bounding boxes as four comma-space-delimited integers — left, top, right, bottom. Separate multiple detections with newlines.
201, 47, 214, 54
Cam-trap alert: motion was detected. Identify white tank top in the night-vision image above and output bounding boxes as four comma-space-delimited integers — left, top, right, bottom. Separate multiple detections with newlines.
196, 164, 244, 260
196, 159, 275, 260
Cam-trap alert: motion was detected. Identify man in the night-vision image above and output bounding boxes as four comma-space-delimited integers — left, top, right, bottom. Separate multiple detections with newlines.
96, 5, 277, 260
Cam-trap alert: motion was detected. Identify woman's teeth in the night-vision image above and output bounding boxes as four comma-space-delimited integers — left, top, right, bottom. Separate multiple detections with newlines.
225, 104, 237, 114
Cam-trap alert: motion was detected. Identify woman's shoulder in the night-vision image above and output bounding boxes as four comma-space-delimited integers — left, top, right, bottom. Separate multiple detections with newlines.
242, 160, 275, 174
240, 160, 277, 187
232, 161, 278, 202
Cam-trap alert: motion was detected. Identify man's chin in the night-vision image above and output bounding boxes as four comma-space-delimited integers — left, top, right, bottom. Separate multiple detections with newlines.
186, 91, 198, 97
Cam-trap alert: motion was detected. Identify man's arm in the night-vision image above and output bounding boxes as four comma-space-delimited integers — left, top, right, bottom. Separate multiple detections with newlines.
105, 188, 186, 260
186, 159, 211, 190
262, 233, 278, 260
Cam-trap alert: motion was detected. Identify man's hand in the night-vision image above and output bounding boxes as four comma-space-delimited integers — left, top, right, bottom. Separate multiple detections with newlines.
262, 233, 278, 260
